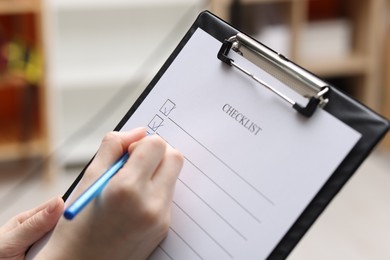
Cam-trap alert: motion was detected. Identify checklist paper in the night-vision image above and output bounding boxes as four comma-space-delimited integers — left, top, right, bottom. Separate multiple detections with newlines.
120, 29, 361, 260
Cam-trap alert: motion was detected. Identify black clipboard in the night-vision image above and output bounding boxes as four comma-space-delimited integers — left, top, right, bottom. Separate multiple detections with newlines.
61, 11, 389, 259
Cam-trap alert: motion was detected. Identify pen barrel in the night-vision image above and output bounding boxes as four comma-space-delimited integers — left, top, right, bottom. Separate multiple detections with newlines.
63, 153, 130, 220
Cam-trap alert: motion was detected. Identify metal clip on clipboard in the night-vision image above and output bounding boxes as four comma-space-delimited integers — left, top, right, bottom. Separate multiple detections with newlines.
218, 33, 329, 117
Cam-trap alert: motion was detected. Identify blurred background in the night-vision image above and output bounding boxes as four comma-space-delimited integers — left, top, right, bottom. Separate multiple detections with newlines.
0, 0, 389, 259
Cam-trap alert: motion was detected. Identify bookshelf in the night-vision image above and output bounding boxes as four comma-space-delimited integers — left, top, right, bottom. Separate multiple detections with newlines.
209, 0, 387, 113
383, 0, 390, 148
0, 0, 50, 175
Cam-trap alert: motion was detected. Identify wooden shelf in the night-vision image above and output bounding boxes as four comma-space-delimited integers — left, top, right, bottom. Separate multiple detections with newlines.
50, 0, 199, 10
0, 0, 39, 14
299, 54, 367, 77
0, 116, 44, 160
382, 0, 390, 148
0, 138, 45, 161
0, 72, 31, 88
0, 0, 50, 177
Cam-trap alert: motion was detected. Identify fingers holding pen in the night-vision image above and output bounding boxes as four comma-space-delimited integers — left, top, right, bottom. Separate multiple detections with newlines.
152, 144, 184, 197
107, 134, 183, 198
100, 134, 183, 243
73, 128, 147, 199
125, 134, 169, 182
118, 134, 183, 181
92, 127, 147, 174
35, 132, 183, 260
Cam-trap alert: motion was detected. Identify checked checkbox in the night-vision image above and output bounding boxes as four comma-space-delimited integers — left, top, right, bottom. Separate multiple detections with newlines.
148, 114, 164, 132
160, 99, 176, 117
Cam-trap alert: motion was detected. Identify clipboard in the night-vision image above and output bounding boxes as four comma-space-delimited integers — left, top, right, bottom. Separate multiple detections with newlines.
32, 11, 389, 260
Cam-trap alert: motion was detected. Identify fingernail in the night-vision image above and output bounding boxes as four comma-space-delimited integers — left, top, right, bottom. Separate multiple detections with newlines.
46, 197, 59, 214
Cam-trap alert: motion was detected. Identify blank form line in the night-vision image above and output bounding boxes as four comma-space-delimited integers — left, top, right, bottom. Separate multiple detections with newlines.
177, 177, 248, 241
158, 246, 174, 260
173, 201, 234, 259
168, 227, 204, 260
159, 127, 261, 224
184, 156, 261, 224
168, 117, 274, 206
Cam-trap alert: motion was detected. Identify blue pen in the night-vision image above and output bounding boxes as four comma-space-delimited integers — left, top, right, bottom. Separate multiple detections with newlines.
63, 152, 130, 220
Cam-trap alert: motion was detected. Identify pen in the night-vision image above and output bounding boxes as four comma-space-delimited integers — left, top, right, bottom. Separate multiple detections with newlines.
63, 152, 130, 220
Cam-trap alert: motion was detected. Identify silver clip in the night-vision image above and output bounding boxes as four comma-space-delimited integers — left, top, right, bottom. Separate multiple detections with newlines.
217, 33, 329, 117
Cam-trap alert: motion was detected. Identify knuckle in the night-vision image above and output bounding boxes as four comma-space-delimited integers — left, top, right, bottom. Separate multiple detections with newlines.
168, 149, 184, 164
132, 136, 166, 161
101, 131, 121, 145
25, 215, 41, 231
131, 148, 147, 162
165, 148, 184, 171
147, 135, 166, 150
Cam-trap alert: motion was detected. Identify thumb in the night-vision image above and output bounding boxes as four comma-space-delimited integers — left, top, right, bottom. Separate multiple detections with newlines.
13, 196, 64, 248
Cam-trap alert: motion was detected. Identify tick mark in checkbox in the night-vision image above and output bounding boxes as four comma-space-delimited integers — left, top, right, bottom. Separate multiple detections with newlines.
160, 99, 176, 117
148, 114, 164, 132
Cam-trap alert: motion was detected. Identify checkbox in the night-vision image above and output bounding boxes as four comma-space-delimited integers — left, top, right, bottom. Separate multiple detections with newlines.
148, 114, 164, 132
160, 99, 176, 117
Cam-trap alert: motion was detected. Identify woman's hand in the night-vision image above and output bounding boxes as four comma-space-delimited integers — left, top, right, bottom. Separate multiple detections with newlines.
0, 197, 64, 260
37, 127, 184, 260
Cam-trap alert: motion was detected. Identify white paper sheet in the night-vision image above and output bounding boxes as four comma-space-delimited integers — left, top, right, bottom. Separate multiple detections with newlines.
27, 28, 360, 260
120, 28, 361, 259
